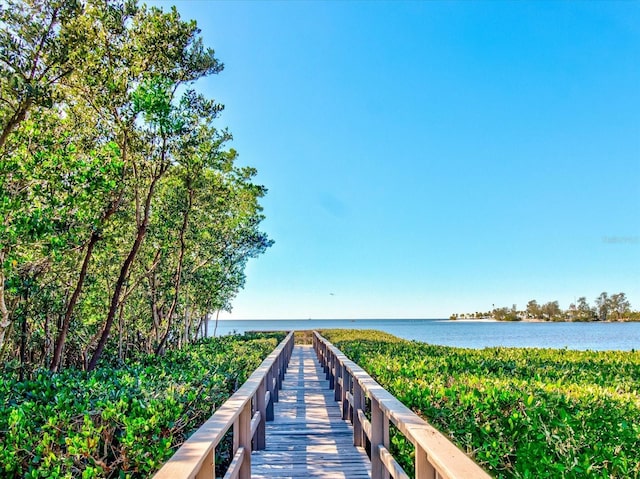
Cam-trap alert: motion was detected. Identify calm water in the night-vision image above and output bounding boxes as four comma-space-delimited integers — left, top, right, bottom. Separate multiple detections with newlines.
209, 318, 640, 351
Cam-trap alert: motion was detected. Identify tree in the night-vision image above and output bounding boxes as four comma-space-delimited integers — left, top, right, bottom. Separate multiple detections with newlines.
573, 296, 596, 321
88, 82, 221, 369
493, 306, 519, 321
147, 94, 230, 354
0, 0, 86, 151
0, 0, 272, 373
0, 0, 88, 356
541, 301, 562, 321
595, 292, 609, 321
526, 300, 541, 319
0, 106, 122, 371
609, 292, 630, 321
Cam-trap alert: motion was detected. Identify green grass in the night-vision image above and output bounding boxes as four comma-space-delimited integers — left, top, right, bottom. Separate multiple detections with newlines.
320, 329, 640, 479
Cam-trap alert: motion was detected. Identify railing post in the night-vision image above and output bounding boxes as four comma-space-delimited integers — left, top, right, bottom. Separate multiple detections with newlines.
328, 353, 335, 388
238, 400, 252, 479
334, 357, 342, 401
194, 449, 214, 479
233, 417, 240, 453
266, 368, 274, 421
272, 372, 279, 403
255, 378, 266, 450
323, 343, 328, 370
370, 398, 390, 479
341, 366, 350, 420
324, 347, 330, 378
325, 347, 330, 378
323, 343, 329, 375
415, 444, 436, 479
353, 378, 365, 448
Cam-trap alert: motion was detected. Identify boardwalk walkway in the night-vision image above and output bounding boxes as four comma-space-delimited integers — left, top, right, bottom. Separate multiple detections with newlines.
251, 345, 371, 479
154, 332, 490, 479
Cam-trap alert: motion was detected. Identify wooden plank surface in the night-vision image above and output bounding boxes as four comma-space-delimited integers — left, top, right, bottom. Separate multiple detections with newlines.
251, 345, 371, 479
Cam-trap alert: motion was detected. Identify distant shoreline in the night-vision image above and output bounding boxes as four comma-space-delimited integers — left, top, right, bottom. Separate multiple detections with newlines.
450, 317, 640, 323
215, 317, 639, 323
215, 317, 450, 321
214, 317, 639, 324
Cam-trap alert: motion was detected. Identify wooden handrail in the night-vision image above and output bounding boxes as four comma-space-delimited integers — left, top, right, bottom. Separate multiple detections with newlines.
313, 331, 491, 479
154, 331, 294, 479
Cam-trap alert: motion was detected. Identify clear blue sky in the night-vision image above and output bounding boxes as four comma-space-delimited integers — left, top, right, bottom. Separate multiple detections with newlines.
153, 1, 639, 319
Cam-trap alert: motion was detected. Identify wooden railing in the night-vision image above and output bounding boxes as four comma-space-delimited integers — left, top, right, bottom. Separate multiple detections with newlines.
313, 331, 491, 479
154, 331, 294, 479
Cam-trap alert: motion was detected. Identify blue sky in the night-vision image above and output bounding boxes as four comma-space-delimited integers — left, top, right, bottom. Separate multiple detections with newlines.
153, 1, 639, 319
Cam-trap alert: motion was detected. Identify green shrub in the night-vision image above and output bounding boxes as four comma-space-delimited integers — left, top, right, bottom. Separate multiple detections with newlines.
321, 329, 640, 478
0, 333, 285, 478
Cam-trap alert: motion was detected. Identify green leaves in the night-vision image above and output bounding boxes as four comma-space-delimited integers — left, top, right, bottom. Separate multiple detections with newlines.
132, 77, 181, 135
322, 329, 640, 479
1, 0, 271, 372
0, 333, 284, 478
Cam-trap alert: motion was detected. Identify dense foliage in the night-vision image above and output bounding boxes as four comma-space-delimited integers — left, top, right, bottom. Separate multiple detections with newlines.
321, 329, 640, 478
0, 0, 272, 374
0, 332, 284, 478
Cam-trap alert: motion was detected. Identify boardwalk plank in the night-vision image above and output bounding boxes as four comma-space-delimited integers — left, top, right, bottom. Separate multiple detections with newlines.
251, 345, 371, 479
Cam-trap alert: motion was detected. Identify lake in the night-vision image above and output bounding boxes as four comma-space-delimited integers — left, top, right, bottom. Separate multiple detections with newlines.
208, 318, 640, 351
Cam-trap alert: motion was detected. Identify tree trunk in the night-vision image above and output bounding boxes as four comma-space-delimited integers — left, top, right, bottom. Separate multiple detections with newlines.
88, 226, 144, 370
213, 309, 220, 337
155, 190, 192, 355
183, 294, 189, 347
0, 99, 33, 153
118, 302, 125, 361
50, 231, 100, 371
87, 176, 159, 371
43, 311, 50, 364
19, 288, 30, 381
0, 252, 12, 353
149, 272, 160, 346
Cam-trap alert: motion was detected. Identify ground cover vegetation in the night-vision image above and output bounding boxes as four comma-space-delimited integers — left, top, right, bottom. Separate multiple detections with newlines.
0, 0, 272, 376
321, 329, 640, 479
451, 292, 639, 322
0, 332, 285, 478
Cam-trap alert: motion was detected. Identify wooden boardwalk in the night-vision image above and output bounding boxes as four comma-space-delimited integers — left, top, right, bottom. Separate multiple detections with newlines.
251, 345, 371, 479
154, 332, 490, 479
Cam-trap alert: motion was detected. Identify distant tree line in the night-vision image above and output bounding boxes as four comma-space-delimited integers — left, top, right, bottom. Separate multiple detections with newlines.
1, 0, 272, 376
451, 292, 638, 322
